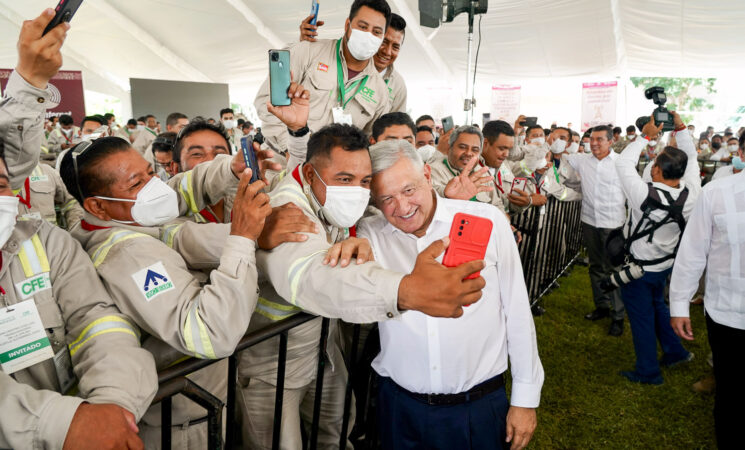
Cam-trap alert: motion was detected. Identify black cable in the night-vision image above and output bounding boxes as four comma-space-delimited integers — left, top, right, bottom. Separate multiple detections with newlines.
471, 14, 482, 103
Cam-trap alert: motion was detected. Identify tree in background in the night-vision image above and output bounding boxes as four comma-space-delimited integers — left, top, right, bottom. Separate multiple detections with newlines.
630, 77, 716, 124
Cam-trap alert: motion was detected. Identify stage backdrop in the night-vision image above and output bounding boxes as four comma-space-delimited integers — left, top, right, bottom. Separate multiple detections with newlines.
130, 78, 230, 126
0, 69, 86, 124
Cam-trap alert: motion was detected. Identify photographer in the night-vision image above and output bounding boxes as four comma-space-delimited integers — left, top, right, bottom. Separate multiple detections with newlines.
613, 112, 700, 385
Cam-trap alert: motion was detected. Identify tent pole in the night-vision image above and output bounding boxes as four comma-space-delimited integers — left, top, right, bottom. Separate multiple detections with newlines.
464, 3, 476, 125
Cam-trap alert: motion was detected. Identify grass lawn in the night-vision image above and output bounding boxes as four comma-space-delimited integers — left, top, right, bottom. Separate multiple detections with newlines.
526, 265, 716, 449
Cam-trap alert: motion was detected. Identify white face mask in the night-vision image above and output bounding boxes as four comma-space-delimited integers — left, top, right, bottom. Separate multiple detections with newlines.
530, 137, 546, 146
95, 177, 179, 227
62, 127, 73, 136
583, 142, 591, 153
700, 143, 709, 151
312, 167, 370, 229
137, 124, 145, 130
0, 196, 19, 249
728, 144, 739, 153
222, 119, 236, 130
550, 139, 567, 154
346, 28, 383, 61
531, 158, 549, 172
627, 134, 636, 141
648, 140, 658, 148
55, 122, 61, 129
567, 142, 580, 154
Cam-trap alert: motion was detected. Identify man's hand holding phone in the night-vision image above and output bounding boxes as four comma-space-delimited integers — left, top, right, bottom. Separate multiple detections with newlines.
266, 78, 310, 132
299, 15, 325, 42
16, 8, 68, 89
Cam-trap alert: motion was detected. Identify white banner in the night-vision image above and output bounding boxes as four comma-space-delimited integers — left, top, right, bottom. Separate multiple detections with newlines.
490, 85, 521, 125
581, 82, 617, 132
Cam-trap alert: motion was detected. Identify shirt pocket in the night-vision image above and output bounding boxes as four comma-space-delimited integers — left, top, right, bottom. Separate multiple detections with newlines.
29, 180, 57, 223
307, 71, 337, 121
713, 212, 745, 245
715, 275, 745, 314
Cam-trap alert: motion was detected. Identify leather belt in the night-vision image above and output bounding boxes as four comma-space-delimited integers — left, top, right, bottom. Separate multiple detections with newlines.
396, 373, 505, 406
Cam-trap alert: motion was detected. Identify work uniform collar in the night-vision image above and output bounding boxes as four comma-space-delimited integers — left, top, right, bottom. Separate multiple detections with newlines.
80, 211, 161, 239
2, 218, 42, 257
651, 180, 686, 195
382, 64, 396, 81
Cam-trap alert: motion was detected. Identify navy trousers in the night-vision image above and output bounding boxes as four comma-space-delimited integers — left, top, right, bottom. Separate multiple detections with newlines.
377, 376, 509, 450
620, 268, 689, 379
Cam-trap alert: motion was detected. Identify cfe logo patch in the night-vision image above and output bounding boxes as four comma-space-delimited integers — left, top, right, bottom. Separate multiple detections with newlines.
131, 262, 174, 302
317, 62, 329, 72
29, 175, 49, 183
15, 273, 52, 300
359, 86, 377, 104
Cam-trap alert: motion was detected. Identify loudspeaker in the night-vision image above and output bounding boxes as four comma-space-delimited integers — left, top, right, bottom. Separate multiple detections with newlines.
418, 0, 489, 28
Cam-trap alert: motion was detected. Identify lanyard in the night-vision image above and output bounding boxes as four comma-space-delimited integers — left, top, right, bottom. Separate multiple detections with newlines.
553, 166, 560, 184
493, 169, 504, 194
336, 39, 369, 109
443, 159, 478, 202
146, 128, 157, 137
15, 178, 31, 209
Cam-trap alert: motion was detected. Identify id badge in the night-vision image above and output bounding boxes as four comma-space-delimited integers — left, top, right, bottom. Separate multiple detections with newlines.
0, 299, 54, 374
332, 107, 353, 125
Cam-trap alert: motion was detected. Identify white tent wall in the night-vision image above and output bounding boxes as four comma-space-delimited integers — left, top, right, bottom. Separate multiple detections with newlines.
1, 0, 744, 128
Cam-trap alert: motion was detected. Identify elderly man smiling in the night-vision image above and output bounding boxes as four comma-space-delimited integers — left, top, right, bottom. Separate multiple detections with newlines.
359, 139, 544, 450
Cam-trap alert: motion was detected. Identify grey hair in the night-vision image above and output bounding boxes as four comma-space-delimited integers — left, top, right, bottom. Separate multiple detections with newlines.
369, 139, 424, 175
449, 125, 484, 149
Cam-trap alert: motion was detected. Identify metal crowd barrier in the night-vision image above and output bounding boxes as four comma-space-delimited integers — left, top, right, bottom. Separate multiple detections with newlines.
511, 197, 584, 305
151, 198, 585, 449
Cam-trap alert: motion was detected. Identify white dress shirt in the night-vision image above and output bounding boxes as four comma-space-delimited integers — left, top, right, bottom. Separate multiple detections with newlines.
712, 164, 737, 181
669, 170, 745, 330
709, 147, 730, 161
566, 150, 626, 228
615, 129, 701, 272
357, 195, 544, 407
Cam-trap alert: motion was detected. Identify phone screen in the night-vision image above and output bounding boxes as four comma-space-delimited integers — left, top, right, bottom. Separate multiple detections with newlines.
511, 177, 528, 194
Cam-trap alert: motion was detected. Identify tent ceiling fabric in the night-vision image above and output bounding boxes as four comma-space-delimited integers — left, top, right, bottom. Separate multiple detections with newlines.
1, 0, 743, 102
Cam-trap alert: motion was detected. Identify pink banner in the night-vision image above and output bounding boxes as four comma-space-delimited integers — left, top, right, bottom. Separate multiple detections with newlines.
0, 69, 86, 124
490, 85, 521, 124
581, 81, 617, 132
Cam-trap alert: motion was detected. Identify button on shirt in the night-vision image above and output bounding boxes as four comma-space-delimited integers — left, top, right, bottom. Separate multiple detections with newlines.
566, 151, 626, 228
615, 129, 701, 272
670, 170, 745, 330
357, 195, 544, 407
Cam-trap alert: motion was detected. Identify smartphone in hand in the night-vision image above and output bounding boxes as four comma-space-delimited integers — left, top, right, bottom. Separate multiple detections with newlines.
511, 177, 528, 194
520, 116, 538, 127
43, 0, 84, 36
442, 213, 493, 281
309, 0, 320, 25
441, 116, 454, 134
269, 50, 291, 107
240, 136, 261, 184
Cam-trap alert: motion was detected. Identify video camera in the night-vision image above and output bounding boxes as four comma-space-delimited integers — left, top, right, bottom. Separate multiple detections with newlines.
636, 87, 675, 133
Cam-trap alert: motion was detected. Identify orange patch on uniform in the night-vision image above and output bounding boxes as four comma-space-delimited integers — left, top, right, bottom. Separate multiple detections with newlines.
317, 62, 329, 72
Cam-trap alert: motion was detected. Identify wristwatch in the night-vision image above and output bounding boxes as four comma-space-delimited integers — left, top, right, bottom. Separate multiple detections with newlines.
287, 125, 310, 137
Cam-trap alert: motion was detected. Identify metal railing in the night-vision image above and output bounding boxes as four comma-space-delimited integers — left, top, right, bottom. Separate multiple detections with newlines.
151, 198, 585, 449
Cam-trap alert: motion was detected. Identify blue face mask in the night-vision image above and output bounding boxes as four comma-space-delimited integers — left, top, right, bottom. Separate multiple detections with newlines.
733, 156, 745, 170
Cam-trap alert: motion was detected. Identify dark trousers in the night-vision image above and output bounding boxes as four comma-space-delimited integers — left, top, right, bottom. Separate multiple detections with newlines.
706, 314, 745, 449
620, 269, 689, 378
582, 222, 625, 320
377, 376, 508, 450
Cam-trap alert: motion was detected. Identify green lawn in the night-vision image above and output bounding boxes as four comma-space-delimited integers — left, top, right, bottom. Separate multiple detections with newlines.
527, 265, 716, 449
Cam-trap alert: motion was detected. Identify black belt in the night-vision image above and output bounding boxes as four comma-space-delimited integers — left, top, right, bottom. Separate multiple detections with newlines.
395, 373, 505, 406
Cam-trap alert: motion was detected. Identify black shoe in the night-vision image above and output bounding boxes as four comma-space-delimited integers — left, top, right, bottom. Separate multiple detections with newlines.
608, 319, 624, 336
584, 308, 610, 321
531, 305, 546, 316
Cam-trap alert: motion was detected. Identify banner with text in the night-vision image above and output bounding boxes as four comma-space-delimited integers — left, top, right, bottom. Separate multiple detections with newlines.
0, 69, 85, 124
490, 85, 521, 125
581, 81, 617, 132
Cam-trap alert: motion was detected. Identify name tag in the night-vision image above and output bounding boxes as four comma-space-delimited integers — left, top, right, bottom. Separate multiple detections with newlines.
332, 107, 353, 125
29, 175, 49, 183
0, 299, 55, 374
15, 273, 52, 300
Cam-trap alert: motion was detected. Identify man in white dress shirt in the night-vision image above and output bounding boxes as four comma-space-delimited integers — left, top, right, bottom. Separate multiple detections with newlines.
669, 164, 745, 448
566, 125, 627, 336
613, 113, 699, 385
359, 140, 544, 450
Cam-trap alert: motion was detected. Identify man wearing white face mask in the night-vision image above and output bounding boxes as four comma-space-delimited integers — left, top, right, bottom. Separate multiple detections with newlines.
58, 136, 277, 448
132, 114, 158, 155
45, 114, 78, 156
546, 127, 582, 200
712, 134, 745, 181
219, 107, 243, 151
255, 0, 391, 153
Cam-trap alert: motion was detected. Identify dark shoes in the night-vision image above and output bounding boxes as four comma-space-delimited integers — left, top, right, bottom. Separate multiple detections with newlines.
661, 352, 694, 368
608, 319, 624, 337
620, 370, 663, 385
584, 308, 610, 321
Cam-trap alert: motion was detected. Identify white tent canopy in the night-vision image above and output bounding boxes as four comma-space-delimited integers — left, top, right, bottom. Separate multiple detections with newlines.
1, 0, 743, 126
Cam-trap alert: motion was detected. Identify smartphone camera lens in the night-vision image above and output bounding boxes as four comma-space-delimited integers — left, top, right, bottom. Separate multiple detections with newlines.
461, 220, 465, 224
270, 52, 279, 62
457, 232, 462, 236
459, 226, 463, 230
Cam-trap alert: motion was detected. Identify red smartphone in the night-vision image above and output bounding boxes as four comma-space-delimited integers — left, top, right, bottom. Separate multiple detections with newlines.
442, 213, 493, 280
511, 177, 528, 194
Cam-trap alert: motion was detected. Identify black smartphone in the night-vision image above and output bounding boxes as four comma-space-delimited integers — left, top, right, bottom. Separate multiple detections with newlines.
520, 116, 538, 127
240, 136, 261, 184
43, 0, 84, 36
441, 116, 454, 133
269, 50, 292, 107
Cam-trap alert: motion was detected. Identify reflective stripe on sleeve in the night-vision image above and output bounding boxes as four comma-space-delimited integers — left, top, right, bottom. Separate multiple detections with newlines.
183, 299, 217, 359
287, 250, 326, 305
18, 234, 51, 278
68, 315, 140, 357
160, 223, 184, 248
255, 297, 301, 321
179, 171, 200, 214
91, 230, 148, 268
